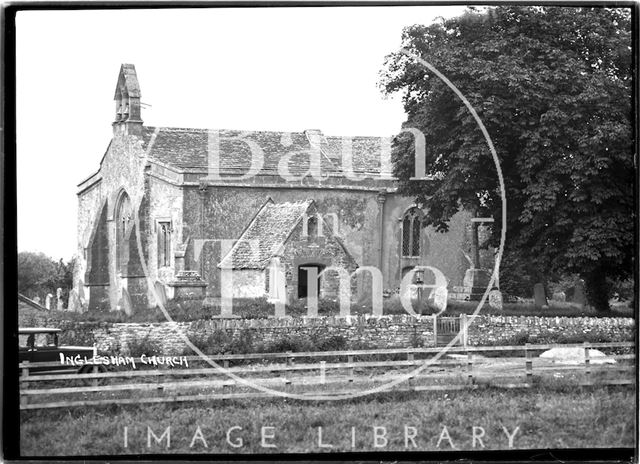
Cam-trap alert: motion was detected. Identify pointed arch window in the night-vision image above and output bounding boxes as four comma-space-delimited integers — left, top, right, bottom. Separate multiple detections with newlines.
401, 207, 422, 257
116, 192, 132, 271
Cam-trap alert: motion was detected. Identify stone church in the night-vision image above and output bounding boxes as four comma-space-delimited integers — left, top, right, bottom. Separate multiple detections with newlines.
73, 64, 494, 313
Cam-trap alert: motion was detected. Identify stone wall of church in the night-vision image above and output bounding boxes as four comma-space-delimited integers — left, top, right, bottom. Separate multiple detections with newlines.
74, 132, 152, 312
181, 184, 487, 301
381, 198, 481, 289
182, 185, 385, 300
145, 173, 185, 304
281, 219, 359, 301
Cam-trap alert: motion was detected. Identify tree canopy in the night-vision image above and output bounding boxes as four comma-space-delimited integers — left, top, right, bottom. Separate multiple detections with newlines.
18, 251, 75, 304
380, 6, 634, 310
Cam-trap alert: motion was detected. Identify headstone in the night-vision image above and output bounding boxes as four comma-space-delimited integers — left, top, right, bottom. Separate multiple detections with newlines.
572, 280, 587, 307
551, 291, 566, 302
431, 286, 448, 313
488, 289, 503, 310
533, 283, 547, 309
122, 288, 133, 315
56, 288, 64, 310
68, 289, 80, 312
45, 293, 53, 310
154, 281, 168, 307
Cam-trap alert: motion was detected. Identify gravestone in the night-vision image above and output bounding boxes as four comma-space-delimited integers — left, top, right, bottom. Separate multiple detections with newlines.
431, 286, 448, 313
45, 293, 53, 310
552, 291, 566, 302
488, 289, 503, 310
154, 281, 168, 307
56, 288, 64, 310
68, 289, 80, 312
572, 279, 587, 307
533, 283, 547, 309
122, 288, 133, 315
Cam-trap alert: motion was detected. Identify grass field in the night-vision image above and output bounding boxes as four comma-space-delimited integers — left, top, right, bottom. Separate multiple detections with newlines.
20, 383, 634, 455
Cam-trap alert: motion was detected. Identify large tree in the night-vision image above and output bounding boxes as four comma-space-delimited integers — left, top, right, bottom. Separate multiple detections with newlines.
381, 6, 634, 311
18, 252, 75, 305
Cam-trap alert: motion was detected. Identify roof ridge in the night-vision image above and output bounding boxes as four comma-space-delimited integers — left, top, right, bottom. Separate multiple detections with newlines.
143, 125, 391, 139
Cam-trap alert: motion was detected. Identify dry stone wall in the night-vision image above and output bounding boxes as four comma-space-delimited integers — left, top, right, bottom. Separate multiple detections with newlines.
19, 313, 635, 356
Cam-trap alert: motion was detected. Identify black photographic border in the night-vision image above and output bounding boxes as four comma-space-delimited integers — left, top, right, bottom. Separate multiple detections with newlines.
2, 1, 638, 462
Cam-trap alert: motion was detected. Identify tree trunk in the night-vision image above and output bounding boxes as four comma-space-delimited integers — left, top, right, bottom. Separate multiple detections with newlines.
584, 270, 611, 312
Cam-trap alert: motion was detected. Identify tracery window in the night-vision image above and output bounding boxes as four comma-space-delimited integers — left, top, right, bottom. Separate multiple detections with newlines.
401, 207, 422, 257
157, 221, 172, 268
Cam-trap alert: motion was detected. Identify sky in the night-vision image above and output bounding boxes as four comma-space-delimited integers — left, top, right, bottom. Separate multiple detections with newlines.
16, 6, 468, 260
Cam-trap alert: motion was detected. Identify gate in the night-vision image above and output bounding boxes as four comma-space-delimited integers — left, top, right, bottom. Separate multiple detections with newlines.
433, 315, 468, 347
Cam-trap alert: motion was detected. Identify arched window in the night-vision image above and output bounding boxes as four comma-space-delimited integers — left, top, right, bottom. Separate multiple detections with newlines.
401, 207, 422, 257
116, 191, 132, 271
307, 216, 318, 238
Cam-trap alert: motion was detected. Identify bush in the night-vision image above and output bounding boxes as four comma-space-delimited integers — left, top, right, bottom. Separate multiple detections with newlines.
125, 331, 162, 357
262, 335, 315, 353
311, 335, 348, 351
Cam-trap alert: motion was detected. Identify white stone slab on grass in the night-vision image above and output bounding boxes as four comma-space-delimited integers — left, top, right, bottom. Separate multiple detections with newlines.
539, 347, 616, 365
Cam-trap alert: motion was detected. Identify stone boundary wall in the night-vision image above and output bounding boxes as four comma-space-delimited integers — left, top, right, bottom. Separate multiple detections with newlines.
466, 315, 634, 345
19, 314, 635, 356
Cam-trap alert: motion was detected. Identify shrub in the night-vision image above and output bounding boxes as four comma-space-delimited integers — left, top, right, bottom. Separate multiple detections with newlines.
125, 331, 162, 357
312, 335, 348, 351
262, 335, 315, 353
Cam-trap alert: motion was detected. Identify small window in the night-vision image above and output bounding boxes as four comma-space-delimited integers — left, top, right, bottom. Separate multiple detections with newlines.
401, 208, 422, 257
158, 221, 172, 268
307, 216, 318, 238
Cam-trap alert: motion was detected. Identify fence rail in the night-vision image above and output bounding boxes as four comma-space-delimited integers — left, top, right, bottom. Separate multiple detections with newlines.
19, 342, 634, 410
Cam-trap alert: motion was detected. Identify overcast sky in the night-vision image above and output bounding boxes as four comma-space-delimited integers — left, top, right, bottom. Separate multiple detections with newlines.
16, 6, 467, 260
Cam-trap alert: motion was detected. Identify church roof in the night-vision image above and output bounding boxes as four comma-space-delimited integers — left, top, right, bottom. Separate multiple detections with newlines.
142, 126, 392, 177
218, 198, 314, 270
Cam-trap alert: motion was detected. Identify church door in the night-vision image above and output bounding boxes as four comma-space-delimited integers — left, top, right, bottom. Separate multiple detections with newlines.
297, 264, 324, 299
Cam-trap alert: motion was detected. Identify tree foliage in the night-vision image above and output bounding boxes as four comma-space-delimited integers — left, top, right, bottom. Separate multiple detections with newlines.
380, 6, 634, 310
18, 251, 75, 305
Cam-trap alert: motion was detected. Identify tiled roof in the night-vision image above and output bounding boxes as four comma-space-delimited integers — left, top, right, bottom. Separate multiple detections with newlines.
218, 199, 313, 270
142, 126, 392, 177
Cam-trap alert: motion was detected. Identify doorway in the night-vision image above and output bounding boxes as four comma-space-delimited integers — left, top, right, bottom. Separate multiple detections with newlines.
297, 264, 325, 299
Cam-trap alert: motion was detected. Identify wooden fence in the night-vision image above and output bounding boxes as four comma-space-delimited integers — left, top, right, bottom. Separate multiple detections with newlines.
19, 342, 634, 410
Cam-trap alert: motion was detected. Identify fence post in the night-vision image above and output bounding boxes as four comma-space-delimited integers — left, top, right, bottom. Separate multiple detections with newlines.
348, 355, 354, 382
92, 364, 98, 388
282, 352, 293, 387
584, 342, 591, 385
320, 361, 326, 385
525, 343, 533, 385
407, 352, 415, 385
433, 314, 438, 347
156, 368, 164, 394
466, 349, 473, 384
20, 361, 29, 407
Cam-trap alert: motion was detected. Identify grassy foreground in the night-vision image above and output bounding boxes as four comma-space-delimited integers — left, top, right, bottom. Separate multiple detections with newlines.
21, 385, 634, 455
